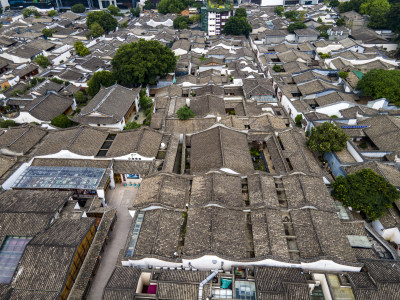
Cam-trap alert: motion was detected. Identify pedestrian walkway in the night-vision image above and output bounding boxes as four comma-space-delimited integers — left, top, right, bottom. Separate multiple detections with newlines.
87, 186, 138, 299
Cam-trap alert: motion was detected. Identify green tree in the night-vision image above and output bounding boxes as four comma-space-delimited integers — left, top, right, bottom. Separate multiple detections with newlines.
284, 10, 306, 21
74, 90, 88, 105
0, 119, 17, 128
139, 89, 153, 110
329, 0, 340, 6
306, 122, 349, 153
332, 169, 400, 221
107, 4, 121, 15
86, 11, 118, 33
71, 3, 86, 13
111, 39, 177, 86
360, 0, 390, 28
51, 114, 74, 128
42, 28, 55, 37
287, 22, 307, 33
173, 15, 192, 29
222, 16, 252, 36
386, 3, 400, 33
272, 64, 281, 72
284, 10, 297, 20
189, 14, 201, 23
235, 7, 247, 18
74, 41, 90, 57
338, 71, 349, 79
338, 0, 364, 13
274, 6, 284, 15
295, 114, 303, 127
144, 0, 153, 10
177, 105, 195, 120
124, 121, 141, 130
356, 69, 400, 105
87, 71, 116, 97
157, 0, 189, 14
34, 55, 50, 68
89, 22, 105, 38
48, 10, 57, 17
336, 17, 346, 26
23, 8, 40, 18
130, 6, 141, 17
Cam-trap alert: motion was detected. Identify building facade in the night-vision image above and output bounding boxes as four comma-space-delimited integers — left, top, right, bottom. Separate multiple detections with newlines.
201, 1, 232, 36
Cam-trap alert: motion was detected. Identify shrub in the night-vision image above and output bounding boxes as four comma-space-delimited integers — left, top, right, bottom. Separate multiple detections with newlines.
272, 64, 281, 72
74, 41, 90, 57
338, 71, 348, 79
177, 105, 195, 120
274, 6, 284, 16
295, 114, 303, 127
34, 55, 50, 68
51, 114, 74, 128
0, 119, 17, 128
124, 121, 141, 130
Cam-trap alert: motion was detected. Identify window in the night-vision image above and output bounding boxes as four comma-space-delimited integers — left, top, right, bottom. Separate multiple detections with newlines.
0, 236, 32, 284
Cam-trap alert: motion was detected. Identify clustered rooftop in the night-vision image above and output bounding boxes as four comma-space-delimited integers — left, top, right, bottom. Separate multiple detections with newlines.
0, 3, 400, 300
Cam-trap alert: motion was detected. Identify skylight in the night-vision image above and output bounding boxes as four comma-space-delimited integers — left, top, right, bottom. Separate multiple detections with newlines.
0, 236, 32, 284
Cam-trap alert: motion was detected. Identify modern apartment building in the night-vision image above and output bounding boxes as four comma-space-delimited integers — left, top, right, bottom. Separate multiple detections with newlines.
201, 1, 232, 36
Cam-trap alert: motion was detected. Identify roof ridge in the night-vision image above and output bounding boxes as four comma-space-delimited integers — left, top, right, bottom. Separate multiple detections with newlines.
7, 126, 31, 147
82, 85, 117, 117
28, 93, 53, 112
66, 127, 84, 149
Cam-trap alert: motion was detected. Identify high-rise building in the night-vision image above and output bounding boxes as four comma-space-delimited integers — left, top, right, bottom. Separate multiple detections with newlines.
201, 1, 232, 36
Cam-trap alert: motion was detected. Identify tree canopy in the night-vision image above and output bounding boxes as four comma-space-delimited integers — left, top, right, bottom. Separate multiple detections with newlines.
332, 169, 400, 221
48, 10, 57, 17
42, 28, 55, 37
74, 41, 90, 57
87, 71, 116, 97
336, 17, 345, 26
287, 22, 307, 33
34, 55, 50, 68
0, 119, 17, 128
124, 121, 142, 130
89, 22, 105, 38
130, 7, 141, 17
51, 114, 74, 128
356, 69, 400, 106
107, 4, 121, 16
306, 122, 349, 153
177, 105, 195, 120
71, 4, 86, 13
111, 39, 177, 87
157, 0, 189, 14
360, 0, 390, 28
173, 15, 192, 29
86, 11, 118, 33
139, 89, 153, 110
144, 0, 153, 10
235, 7, 247, 18
222, 16, 252, 36
338, 0, 395, 29
274, 6, 284, 15
23, 8, 40, 18
74, 90, 88, 105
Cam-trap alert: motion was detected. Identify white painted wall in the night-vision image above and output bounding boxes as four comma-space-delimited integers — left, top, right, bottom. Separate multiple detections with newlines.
122, 255, 361, 272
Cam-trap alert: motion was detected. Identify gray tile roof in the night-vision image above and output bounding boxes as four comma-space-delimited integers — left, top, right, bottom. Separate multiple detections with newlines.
22, 92, 74, 122
190, 126, 254, 174
75, 85, 140, 125
0, 125, 47, 155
